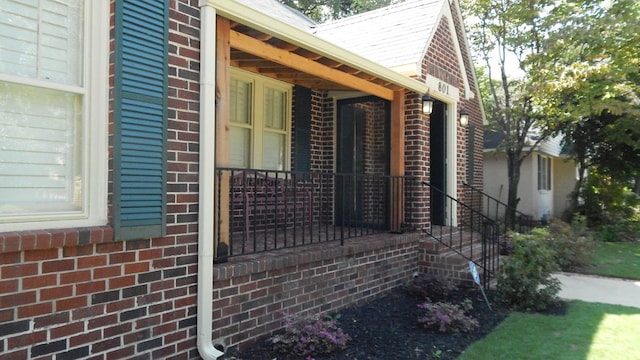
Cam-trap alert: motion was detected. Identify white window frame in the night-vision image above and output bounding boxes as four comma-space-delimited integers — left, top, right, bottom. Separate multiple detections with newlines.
538, 155, 552, 191
229, 68, 292, 170
0, 0, 109, 232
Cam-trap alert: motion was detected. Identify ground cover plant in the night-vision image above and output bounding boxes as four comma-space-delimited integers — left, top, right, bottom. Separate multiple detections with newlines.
457, 301, 640, 360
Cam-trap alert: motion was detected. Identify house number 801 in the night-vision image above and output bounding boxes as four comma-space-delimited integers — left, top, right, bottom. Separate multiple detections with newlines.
438, 82, 449, 95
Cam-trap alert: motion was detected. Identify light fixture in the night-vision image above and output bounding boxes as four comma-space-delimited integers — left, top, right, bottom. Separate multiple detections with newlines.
421, 93, 433, 114
459, 108, 469, 126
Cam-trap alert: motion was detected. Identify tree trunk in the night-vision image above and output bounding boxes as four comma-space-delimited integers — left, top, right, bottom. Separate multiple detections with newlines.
566, 162, 587, 220
505, 150, 521, 230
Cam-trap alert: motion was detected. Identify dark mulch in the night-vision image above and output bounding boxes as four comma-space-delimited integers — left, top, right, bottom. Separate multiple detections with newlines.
226, 286, 521, 360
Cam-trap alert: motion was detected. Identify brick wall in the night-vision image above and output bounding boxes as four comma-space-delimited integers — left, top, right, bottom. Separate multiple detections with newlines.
212, 232, 420, 352
0, 1, 203, 359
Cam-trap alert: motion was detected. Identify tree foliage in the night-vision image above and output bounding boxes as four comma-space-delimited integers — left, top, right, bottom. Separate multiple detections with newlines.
463, 0, 640, 223
461, 0, 558, 225
278, 0, 402, 22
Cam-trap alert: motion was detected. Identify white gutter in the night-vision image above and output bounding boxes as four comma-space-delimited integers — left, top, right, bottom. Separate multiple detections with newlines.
196, 3, 225, 359
205, 0, 430, 97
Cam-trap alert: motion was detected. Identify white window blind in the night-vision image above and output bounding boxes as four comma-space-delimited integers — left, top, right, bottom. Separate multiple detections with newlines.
230, 78, 252, 168
229, 69, 291, 170
0, 82, 82, 214
0, 0, 86, 219
0, 0, 83, 85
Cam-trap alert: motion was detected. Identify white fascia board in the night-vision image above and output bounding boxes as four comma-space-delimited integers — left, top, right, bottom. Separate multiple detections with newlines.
202, 0, 430, 96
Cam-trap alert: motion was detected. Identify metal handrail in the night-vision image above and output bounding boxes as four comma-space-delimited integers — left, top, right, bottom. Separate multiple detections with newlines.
422, 181, 500, 288
463, 182, 536, 234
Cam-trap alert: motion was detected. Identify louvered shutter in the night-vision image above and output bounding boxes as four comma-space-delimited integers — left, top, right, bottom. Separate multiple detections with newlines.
467, 124, 476, 184
113, 0, 168, 240
293, 86, 312, 172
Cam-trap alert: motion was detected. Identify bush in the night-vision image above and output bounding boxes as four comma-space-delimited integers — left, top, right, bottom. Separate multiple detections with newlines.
579, 171, 640, 227
417, 299, 479, 333
270, 312, 350, 357
497, 229, 561, 312
599, 218, 640, 242
545, 216, 596, 271
404, 273, 458, 302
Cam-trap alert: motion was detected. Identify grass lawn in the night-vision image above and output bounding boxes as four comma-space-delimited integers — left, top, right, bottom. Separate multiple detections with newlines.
580, 242, 640, 280
458, 301, 640, 360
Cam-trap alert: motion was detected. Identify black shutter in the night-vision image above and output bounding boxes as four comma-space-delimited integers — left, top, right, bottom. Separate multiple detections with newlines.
467, 124, 476, 184
113, 0, 168, 240
294, 86, 312, 172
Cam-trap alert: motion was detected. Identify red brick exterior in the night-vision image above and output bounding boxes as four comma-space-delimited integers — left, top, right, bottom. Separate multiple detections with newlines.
0, 0, 484, 358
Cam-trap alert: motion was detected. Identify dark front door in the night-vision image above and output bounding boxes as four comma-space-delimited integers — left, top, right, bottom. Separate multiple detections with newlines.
430, 101, 447, 225
336, 102, 365, 226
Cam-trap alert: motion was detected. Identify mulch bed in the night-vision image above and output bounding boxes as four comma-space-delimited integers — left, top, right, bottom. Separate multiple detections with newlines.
226, 286, 518, 360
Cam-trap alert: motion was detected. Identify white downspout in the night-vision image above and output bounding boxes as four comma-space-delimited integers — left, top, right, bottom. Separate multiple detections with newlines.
197, 2, 225, 359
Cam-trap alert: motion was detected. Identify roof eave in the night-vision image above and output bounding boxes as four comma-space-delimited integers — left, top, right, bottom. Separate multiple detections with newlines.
202, 0, 429, 96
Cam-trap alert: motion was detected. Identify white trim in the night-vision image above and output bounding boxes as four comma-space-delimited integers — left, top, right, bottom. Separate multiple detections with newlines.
203, 0, 430, 96
426, 74, 460, 102
447, 101, 459, 226
0, 0, 109, 232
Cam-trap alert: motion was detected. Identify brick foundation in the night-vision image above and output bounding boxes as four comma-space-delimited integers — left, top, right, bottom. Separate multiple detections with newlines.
212, 232, 421, 352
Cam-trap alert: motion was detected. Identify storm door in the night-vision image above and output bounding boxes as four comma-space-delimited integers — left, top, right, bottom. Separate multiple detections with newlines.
430, 100, 447, 225
335, 98, 390, 228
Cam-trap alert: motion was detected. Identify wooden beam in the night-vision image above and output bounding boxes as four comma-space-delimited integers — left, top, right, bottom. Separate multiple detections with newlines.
230, 30, 394, 100
390, 90, 405, 231
215, 17, 231, 255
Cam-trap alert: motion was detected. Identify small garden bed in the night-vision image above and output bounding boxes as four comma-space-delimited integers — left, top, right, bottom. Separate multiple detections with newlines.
227, 286, 515, 360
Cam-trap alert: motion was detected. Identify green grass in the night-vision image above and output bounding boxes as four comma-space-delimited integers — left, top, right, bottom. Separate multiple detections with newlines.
458, 301, 640, 360
580, 242, 640, 280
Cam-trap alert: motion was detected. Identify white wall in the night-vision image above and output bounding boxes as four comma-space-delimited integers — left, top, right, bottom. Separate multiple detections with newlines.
484, 152, 570, 221
553, 157, 578, 218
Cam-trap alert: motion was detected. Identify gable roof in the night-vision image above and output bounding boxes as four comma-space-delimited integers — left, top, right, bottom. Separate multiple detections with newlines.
313, 0, 443, 72
484, 129, 567, 158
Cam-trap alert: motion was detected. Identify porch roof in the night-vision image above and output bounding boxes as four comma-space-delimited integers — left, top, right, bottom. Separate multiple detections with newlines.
313, 0, 442, 75
201, 0, 430, 100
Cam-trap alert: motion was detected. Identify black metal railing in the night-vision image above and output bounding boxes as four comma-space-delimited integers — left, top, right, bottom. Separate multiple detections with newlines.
463, 183, 536, 234
422, 181, 500, 288
214, 168, 419, 260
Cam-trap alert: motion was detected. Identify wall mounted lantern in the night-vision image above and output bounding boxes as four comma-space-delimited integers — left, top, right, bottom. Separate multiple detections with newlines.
421, 93, 434, 114
459, 108, 469, 126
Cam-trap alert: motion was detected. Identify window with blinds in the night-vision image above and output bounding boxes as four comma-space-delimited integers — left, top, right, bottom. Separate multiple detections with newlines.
0, 0, 108, 230
229, 68, 291, 170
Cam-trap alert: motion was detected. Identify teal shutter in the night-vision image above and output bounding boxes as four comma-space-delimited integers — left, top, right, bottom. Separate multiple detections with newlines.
113, 0, 168, 240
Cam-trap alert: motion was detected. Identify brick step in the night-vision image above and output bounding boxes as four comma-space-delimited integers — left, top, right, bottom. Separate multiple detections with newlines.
420, 232, 484, 256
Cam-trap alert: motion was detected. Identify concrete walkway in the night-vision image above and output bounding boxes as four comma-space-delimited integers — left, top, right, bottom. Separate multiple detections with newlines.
554, 272, 640, 309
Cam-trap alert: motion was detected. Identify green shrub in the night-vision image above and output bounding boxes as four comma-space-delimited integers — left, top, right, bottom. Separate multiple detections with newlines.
598, 219, 640, 242
579, 171, 640, 227
270, 312, 350, 357
496, 229, 561, 312
545, 216, 596, 271
417, 299, 479, 333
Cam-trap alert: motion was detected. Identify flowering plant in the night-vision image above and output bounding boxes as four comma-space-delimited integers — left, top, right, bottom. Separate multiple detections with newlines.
417, 299, 479, 333
270, 312, 351, 357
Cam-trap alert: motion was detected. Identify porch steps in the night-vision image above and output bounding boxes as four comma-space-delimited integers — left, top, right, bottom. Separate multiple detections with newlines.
419, 229, 491, 286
